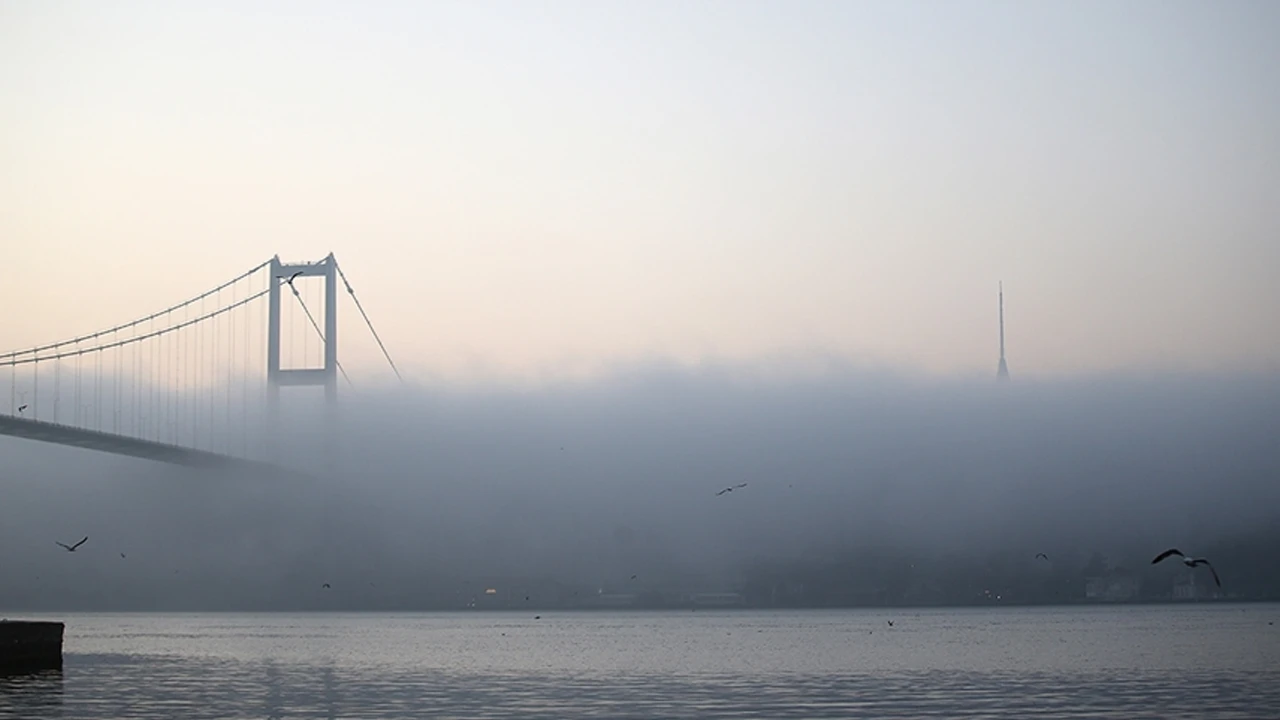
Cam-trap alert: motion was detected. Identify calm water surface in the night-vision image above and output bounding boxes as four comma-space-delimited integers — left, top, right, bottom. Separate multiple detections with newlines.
3, 605, 1279, 718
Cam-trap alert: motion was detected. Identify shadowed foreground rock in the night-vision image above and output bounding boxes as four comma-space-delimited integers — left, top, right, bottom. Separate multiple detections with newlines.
0, 620, 63, 674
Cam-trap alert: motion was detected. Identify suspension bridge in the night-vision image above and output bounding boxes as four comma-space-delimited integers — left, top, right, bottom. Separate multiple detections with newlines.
0, 254, 400, 470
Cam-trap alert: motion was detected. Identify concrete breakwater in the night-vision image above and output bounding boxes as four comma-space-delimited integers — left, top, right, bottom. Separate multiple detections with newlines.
0, 620, 64, 674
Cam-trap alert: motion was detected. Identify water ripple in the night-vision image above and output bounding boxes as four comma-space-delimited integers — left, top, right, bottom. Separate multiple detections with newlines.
2, 606, 1277, 719
3, 657, 1276, 719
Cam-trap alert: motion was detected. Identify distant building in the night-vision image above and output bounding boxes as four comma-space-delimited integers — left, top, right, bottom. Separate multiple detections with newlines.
1085, 572, 1140, 602
588, 593, 639, 608
770, 581, 807, 606
1172, 573, 1215, 601
689, 592, 745, 608
462, 576, 570, 608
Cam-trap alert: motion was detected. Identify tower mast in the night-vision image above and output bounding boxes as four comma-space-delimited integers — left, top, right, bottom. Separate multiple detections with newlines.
996, 282, 1010, 380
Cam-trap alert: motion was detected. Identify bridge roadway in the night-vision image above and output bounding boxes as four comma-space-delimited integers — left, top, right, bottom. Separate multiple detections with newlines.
0, 415, 265, 470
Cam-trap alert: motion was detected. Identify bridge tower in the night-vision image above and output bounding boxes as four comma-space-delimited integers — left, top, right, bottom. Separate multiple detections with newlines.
267, 253, 339, 454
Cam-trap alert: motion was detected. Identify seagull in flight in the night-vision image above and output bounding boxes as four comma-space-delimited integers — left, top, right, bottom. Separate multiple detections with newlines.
56, 536, 88, 552
277, 271, 303, 286
1152, 549, 1221, 587
322, 583, 331, 589
715, 483, 749, 496
1035, 553, 1050, 561
17, 404, 27, 415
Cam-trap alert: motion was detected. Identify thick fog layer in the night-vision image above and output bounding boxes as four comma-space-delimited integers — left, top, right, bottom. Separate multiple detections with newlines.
3, 362, 1278, 611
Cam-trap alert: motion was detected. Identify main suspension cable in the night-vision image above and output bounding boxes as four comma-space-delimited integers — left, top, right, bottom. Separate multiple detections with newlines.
334, 262, 402, 381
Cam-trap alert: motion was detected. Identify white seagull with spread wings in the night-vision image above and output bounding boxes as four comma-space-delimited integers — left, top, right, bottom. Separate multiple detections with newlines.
1152, 548, 1221, 588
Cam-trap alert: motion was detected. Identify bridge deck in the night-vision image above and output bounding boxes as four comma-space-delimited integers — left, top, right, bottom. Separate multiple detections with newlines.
0, 415, 259, 469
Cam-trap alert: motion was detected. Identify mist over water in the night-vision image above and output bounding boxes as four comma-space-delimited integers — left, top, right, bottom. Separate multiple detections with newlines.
3, 361, 1279, 611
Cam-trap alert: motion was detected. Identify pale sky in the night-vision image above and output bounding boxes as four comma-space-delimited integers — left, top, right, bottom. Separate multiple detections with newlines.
2, 0, 1278, 381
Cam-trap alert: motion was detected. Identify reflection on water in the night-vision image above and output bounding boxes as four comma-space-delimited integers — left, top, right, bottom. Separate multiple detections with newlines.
0, 670, 63, 719
7, 658, 1278, 719
2, 605, 1278, 719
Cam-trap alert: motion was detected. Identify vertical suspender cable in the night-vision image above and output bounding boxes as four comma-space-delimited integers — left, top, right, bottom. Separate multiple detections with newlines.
75, 342, 82, 427
168, 310, 174, 443
148, 319, 155, 441
227, 281, 234, 453
95, 347, 102, 431
212, 289, 218, 449
196, 296, 203, 449
114, 332, 120, 432
243, 273, 250, 457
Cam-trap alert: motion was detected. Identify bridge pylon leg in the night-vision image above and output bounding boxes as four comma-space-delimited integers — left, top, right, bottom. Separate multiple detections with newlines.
266, 253, 340, 467
267, 256, 282, 459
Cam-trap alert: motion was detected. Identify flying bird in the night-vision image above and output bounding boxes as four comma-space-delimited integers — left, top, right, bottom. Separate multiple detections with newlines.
715, 483, 749, 496
120, 553, 126, 559
322, 583, 331, 589
1035, 553, 1050, 561
887, 620, 894, 627
277, 271, 303, 286
1152, 549, 1221, 587
630, 575, 638, 580
56, 536, 88, 552
17, 404, 28, 414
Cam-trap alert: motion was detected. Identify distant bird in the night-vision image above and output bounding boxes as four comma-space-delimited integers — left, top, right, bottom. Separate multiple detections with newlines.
17, 404, 28, 414
277, 271, 303, 285
630, 575, 637, 580
1152, 549, 1221, 587
55, 536, 88, 552
715, 483, 749, 496
887, 620, 894, 627
120, 553, 126, 559
534, 615, 541, 620
322, 583, 331, 589
1035, 553, 1050, 561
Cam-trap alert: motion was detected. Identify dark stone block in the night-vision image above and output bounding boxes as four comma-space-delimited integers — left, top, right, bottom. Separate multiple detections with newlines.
0, 621, 64, 674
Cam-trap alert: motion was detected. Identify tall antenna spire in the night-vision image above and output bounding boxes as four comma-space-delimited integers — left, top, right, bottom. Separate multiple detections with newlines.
996, 281, 1010, 381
